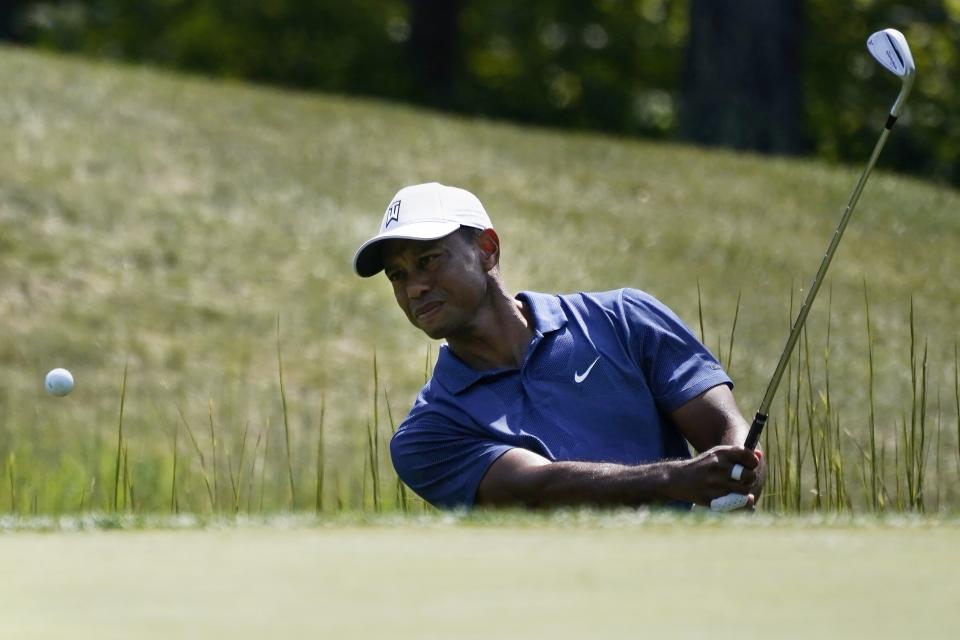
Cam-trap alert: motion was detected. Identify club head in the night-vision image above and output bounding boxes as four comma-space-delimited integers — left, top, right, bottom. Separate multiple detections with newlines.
866, 28, 916, 117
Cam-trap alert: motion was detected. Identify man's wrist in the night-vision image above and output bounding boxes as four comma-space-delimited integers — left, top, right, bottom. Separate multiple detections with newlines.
650, 459, 684, 503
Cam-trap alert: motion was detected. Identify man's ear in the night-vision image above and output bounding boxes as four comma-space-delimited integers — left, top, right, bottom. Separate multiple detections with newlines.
476, 228, 501, 271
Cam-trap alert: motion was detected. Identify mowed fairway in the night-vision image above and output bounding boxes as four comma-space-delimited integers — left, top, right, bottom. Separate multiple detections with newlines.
2, 517, 958, 638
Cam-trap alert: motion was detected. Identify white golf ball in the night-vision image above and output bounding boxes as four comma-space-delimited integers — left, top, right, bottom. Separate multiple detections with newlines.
44, 368, 74, 397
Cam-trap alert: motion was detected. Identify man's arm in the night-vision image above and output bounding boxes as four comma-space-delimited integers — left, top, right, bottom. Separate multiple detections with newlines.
670, 383, 767, 501
474, 385, 765, 508
671, 383, 749, 450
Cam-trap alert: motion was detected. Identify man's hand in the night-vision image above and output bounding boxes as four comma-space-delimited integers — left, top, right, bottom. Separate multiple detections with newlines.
664, 445, 764, 507
670, 385, 767, 507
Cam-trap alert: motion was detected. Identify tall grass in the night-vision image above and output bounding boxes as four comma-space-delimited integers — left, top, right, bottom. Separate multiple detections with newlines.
864, 280, 879, 510
170, 420, 178, 514
365, 355, 381, 512
178, 405, 215, 511
1, 291, 958, 515
276, 316, 297, 508
955, 342, 960, 485
315, 395, 325, 513
756, 288, 957, 513
111, 362, 128, 513
6, 453, 15, 512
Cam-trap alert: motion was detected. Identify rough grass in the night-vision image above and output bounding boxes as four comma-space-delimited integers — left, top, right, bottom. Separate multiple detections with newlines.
2, 45, 960, 513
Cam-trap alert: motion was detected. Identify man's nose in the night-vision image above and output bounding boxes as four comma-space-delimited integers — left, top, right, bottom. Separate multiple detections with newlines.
405, 271, 431, 299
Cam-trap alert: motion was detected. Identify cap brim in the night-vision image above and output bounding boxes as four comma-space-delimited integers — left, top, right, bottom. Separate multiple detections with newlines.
353, 221, 461, 277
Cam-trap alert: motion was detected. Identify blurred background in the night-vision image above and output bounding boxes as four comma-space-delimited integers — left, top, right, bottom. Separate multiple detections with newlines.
3, 0, 959, 185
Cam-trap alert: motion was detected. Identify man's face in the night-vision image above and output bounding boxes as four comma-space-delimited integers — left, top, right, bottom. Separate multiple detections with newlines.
381, 231, 489, 340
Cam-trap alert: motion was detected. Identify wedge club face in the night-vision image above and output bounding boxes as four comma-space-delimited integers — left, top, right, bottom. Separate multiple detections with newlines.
867, 28, 916, 118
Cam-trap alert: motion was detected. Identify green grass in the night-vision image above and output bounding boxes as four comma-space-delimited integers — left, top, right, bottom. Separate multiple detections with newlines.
2, 46, 960, 513
0, 513, 958, 638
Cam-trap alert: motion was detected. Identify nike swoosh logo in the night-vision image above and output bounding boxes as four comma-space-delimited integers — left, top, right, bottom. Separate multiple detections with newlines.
574, 356, 601, 383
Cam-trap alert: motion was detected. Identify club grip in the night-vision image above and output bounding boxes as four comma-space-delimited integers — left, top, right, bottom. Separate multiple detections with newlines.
743, 412, 767, 451
710, 493, 749, 512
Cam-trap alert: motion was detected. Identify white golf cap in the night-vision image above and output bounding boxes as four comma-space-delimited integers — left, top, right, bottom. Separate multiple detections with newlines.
353, 182, 492, 277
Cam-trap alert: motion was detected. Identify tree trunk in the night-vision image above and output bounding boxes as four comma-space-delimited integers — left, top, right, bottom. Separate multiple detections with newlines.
680, 0, 807, 155
0, 1, 26, 42
407, 0, 465, 109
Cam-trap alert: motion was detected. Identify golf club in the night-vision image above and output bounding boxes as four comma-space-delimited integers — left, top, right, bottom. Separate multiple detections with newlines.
711, 28, 916, 512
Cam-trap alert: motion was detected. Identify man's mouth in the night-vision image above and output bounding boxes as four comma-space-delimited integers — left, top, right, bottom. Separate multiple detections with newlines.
414, 300, 444, 320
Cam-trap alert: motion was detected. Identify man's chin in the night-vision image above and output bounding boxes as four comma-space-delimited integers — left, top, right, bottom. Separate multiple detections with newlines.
418, 323, 449, 340
411, 307, 465, 341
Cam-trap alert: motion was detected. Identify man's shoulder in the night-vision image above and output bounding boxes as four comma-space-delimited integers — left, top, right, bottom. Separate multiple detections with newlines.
394, 379, 446, 432
408, 376, 444, 412
548, 287, 656, 305
522, 287, 637, 309
551, 289, 691, 343
549, 288, 665, 319
404, 361, 469, 420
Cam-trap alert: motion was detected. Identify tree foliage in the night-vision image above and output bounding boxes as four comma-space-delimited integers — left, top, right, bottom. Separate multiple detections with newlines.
8, 0, 960, 184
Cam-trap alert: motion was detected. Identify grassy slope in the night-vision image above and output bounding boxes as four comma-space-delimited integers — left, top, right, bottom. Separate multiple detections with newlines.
1, 515, 958, 638
1, 46, 959, 511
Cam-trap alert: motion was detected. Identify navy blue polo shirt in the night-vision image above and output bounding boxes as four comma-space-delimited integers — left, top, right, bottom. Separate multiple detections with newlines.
389, 288, 732, 509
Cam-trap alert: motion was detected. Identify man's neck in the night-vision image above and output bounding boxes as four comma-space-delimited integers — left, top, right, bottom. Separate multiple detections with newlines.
445, 292, 534, 371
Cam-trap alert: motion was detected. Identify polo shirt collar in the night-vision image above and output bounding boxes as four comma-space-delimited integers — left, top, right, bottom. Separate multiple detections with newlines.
518, 290, 567, 334
434, 291, 568, 394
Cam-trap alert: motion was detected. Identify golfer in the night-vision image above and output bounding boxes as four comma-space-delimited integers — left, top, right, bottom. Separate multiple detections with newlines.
354, 182, 765, 509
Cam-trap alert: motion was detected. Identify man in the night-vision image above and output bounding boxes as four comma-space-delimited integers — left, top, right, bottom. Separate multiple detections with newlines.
353, 182, 765, 510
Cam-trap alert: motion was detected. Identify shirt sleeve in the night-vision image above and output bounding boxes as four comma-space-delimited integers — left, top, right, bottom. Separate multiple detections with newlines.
390, 410, 513, 509
620, 288, 733, 412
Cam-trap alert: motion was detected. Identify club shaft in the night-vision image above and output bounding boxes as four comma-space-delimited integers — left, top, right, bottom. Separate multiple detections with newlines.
744, 121, 895, 451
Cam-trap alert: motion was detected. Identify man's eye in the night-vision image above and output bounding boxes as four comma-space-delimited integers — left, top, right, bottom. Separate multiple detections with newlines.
419, 254, 440, 269
386, 270, 404, 282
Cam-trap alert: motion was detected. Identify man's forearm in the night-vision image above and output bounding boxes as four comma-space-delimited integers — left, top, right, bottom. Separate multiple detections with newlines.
487, 459, 683, 508
475, 444, 762, 509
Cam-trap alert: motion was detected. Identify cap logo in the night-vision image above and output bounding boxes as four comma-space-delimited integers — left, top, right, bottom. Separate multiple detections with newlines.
384, 199, 401, 228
